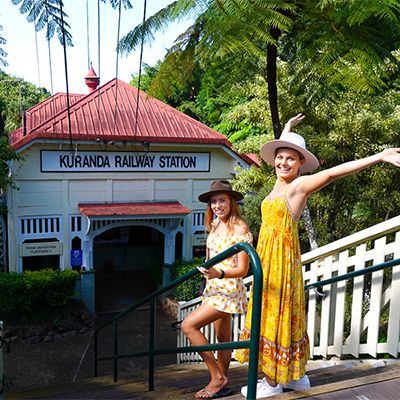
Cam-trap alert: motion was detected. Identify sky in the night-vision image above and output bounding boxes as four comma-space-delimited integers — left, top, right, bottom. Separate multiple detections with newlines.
1, 0, 192, 94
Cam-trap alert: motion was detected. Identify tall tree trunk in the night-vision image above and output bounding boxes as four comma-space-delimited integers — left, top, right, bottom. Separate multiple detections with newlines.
264, 28, 319, 250
302, 205, 318, 250
264, 28, 281, 139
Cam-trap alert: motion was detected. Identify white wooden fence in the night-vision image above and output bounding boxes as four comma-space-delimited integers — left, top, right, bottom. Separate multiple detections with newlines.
177, 215, 400, 363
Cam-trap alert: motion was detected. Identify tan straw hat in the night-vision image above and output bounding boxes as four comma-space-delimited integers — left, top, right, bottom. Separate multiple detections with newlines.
260, 131, 319, 173
198, 180, 244, 203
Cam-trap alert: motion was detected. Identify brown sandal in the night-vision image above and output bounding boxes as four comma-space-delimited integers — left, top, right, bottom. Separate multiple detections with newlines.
195, 386, 233, 399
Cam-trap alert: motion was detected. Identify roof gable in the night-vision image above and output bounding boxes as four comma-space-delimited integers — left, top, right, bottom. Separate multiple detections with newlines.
10, 78, 231, 150
9, 92, 84, 144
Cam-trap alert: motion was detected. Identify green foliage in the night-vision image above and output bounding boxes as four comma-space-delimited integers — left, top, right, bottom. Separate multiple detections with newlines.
148, 48, 201, 109
231, 163, 273, 237
232, 85, 400, 249
130, 62, 161, 93
303, 90, 400, 244
0, 71, 50, 134
120, 0, 400, 138
121, 0, 400, 248
0, 269, 79, 323
171, 257, 204, 301
283, 0, 400, 96
0, 136, 19, 193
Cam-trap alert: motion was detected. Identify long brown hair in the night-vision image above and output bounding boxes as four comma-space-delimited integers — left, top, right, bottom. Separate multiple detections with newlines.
204, 194, 243, 234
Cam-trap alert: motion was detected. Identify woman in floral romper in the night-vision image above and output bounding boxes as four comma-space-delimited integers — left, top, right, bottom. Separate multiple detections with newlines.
181, 180, 253, 399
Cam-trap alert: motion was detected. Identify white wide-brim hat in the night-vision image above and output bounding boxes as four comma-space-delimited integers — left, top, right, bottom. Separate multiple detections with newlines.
260, 131, 319, 173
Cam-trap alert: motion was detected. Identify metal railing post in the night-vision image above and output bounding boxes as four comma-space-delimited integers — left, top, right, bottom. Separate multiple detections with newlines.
93, 330, 98, 377
113, 320, 118, 382
246, 246, 263, 400
149, 297, 156, 391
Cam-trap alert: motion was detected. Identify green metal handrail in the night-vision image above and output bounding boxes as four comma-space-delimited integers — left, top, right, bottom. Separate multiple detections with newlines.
94, 242, 263, 400
94, 237, 400, 400
304, 257, 400, 290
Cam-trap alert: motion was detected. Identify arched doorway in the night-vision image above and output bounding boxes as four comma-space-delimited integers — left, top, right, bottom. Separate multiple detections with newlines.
93, 225, 164, 312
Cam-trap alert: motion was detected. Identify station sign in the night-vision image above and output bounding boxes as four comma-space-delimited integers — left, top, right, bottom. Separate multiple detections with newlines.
71, 249, 83, 267
41, 151, 210, 173
192, 234, 207, 247
20, 242, 63, 257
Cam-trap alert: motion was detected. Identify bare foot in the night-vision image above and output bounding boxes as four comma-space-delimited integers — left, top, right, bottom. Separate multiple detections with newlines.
195, 375, 228, 398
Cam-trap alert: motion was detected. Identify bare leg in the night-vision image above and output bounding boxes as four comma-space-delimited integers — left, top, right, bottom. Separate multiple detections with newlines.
181, 302, 229, 397
213, 313, 232, 376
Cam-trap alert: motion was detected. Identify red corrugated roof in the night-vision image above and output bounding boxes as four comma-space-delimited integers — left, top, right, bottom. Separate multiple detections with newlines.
245, 153, 262, 166
10, 78, 232, 149
9, 93, 84, 144
78, 202, 191, 217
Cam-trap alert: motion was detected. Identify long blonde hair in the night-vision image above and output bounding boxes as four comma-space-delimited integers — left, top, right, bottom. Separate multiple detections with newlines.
204, 194, 243, 234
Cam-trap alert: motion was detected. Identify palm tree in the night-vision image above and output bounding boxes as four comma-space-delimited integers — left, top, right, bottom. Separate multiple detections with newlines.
9, 0, 133, 46
119, 0, 400, 138
119, 0, 296, 138
0, 23, 7, 67
282, 0, 400, 100
10, 0, 73, 45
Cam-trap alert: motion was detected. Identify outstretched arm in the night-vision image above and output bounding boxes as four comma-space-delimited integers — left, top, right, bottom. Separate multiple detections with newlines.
296, 148, 400, 196
282, 113, 306, 135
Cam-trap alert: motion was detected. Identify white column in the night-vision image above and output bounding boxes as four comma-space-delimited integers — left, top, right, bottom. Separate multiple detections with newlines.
61, 180, 69, 270
82, 238, 92, 271
163, 219, 183, 287
81, 216, 93, 271
182, 214, 192, 260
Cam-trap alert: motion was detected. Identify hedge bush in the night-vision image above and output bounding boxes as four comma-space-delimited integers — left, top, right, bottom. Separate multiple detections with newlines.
0, 268, 79, 323
171, 257, 204, 301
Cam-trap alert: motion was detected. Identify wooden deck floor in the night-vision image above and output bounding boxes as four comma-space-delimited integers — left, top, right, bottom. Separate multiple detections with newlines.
6, 360, 400, 399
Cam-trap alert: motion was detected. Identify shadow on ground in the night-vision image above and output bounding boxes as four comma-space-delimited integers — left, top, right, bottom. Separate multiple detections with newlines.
3, 303, 177, 391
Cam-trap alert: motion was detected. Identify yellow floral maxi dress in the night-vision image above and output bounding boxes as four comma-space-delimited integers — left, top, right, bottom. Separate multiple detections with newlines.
235, 195, 309, 384
202, 232, 253, 314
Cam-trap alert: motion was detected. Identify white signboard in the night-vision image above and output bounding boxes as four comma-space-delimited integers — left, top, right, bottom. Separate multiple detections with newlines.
20, 242, 63, 257
192, 234, 207, 247
41, 151, 210, 172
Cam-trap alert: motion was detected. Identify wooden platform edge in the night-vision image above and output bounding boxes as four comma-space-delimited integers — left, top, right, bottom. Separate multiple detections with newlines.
273, 368, 400, 400
4, 363, 206, 400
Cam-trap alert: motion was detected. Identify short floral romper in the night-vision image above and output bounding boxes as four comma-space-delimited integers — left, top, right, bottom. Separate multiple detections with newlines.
202, 231, 253, 314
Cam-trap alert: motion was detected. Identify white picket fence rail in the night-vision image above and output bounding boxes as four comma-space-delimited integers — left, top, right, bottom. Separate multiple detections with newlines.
177, 215, 400, 363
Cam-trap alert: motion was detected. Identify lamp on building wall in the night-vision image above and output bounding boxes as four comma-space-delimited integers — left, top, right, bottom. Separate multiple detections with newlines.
131, 141, 150, 156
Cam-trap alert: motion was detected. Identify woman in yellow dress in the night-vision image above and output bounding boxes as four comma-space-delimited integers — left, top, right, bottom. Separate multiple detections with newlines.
237, 114, 400, 398
181, 180, 253, 399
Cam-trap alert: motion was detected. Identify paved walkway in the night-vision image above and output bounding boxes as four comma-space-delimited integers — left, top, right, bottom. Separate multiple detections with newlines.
6, 360, 400, 399
3, 304, 177, 391
307, 377, 400, 399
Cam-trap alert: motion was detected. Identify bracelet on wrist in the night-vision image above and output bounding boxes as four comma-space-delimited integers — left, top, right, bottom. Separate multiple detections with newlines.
218, 269, 225, 279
